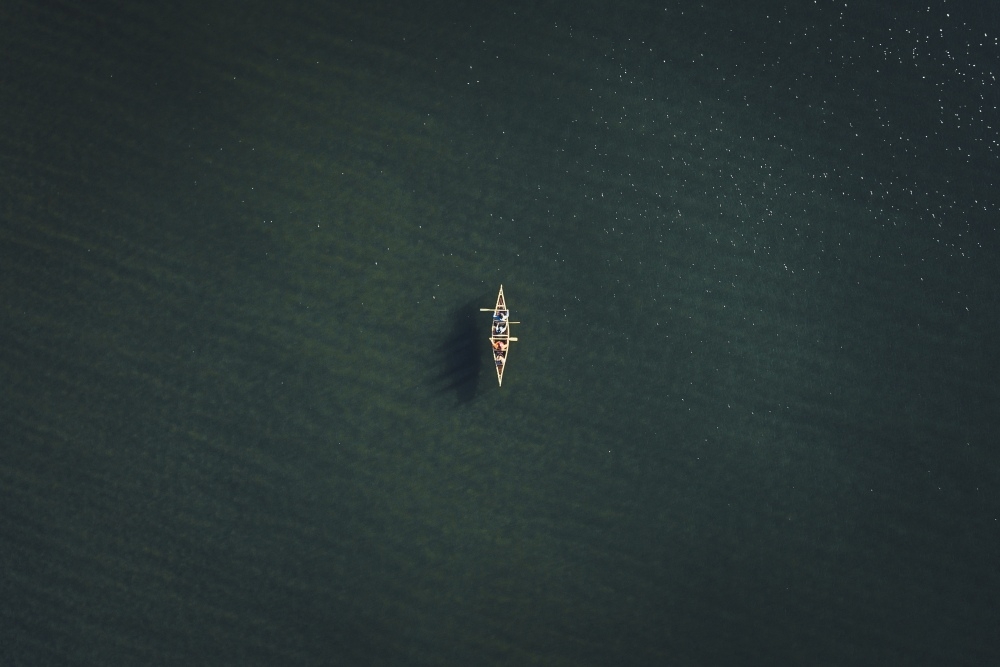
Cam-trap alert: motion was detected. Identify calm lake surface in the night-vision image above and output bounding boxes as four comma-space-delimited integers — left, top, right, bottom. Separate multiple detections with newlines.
2, 0, 997, 664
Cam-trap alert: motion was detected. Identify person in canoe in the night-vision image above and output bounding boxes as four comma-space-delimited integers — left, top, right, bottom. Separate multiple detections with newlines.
493, 320, 507, 335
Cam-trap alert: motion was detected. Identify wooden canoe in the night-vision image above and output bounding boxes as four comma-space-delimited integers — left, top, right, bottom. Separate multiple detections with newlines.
479, 284, 519, 387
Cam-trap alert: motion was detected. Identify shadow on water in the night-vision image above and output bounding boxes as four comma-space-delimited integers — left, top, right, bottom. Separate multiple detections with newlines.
432, 298, 487, 404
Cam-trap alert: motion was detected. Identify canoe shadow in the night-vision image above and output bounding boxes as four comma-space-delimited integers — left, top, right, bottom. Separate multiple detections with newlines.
432, 298, 486, 404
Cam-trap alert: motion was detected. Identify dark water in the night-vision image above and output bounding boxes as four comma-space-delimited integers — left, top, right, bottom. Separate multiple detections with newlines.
2, 0, 998, 664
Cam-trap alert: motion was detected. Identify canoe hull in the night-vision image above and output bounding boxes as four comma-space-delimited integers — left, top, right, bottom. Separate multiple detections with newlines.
482, 285, 516, 387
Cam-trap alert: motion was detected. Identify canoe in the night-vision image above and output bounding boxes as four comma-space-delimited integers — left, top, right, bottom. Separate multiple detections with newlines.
479, 284, 519, 387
